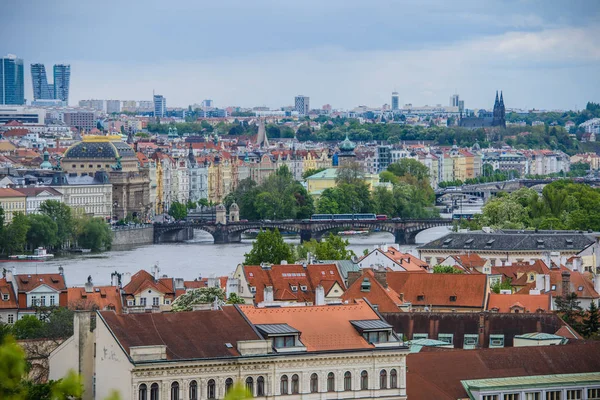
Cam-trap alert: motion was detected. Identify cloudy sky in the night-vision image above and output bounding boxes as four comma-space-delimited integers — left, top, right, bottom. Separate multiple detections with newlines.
2, 0, 599, 110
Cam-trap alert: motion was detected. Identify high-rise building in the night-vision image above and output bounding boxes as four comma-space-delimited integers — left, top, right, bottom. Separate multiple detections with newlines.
201, 99, 213, 109
106, 100, 121, 114
450, 94, 460, 107
0, 54, 25, 105
31, 63, 54, 100
295, 95, 310, 115
53, 64, 71, 104
63, 110, 95, 131
153, 94, 166, 118
391, 91, 399, 111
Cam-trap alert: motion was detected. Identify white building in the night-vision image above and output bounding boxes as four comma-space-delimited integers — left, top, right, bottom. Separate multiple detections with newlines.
13, 187, 63, 214
50, 172, 113, 219
49, 301, 408, 400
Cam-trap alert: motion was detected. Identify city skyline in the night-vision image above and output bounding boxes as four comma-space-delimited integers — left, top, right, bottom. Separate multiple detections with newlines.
1, 0, 600, 110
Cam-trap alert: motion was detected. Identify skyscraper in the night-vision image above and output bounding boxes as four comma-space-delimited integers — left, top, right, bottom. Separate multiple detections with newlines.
391, 91, 399, 111
53, 64, 71, 104
294, 95, 309, 115
153, 94, 166, 118
31, 63, 54, 100
0, 54, 25, 105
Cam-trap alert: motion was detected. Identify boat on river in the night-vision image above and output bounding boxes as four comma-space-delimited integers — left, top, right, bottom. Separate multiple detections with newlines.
338, 230, 369, 236
8, 247, 54, 261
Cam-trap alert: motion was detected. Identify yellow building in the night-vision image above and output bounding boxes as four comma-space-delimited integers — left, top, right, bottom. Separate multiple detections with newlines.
207, 159, 233, 204
0, 188, 27, 223
306, 168, 390, 198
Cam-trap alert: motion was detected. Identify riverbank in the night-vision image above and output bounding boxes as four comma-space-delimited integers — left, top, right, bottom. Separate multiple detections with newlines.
2, 227, 451, 287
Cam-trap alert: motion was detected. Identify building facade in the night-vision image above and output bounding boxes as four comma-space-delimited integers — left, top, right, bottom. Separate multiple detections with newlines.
294, 95, 310, 115
31, 63, 54, 101
53, 64, 71, 104
153, 95, 166, 118
1, 54, 25, 105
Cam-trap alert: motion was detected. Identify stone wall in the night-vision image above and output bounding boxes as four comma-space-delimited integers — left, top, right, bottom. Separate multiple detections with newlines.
112, 225, 154, 250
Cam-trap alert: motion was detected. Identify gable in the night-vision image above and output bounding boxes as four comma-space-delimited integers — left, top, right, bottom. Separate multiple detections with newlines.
325, 281, 344, 297
28, 284, 60, 294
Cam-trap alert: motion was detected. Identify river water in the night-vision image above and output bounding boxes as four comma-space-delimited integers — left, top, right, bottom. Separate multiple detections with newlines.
3, 226, 452, 287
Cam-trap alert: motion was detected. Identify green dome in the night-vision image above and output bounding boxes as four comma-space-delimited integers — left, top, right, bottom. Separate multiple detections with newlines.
40, 150, 52, 170
339, 134, 355, 152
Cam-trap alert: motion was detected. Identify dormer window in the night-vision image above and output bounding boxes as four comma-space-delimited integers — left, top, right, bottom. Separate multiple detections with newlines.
464, 238, 474, 249
537, 239, 544, 249
351, 320, 396, 345
255, 324, 306, 352
566, 239, 573, 248
485, 239, 495, 248
361, 278, 371, 292
300, 285, 307, 291
291, 285, 298, 292
417, 295, 425, 301
551, 285, 557, 291
449, 295, 457, 302
250, 286, 256, 293
2, 294, 8, 301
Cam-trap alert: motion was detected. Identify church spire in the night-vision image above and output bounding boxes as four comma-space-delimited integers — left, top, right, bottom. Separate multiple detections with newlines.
499, 91, 504, 106
187, 142, 196, 166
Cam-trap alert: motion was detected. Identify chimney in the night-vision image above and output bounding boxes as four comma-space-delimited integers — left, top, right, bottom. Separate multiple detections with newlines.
152, 264, 160, 281
174, 278, 185, 290
264, 286, 274, 303
121, 272, 132, 287
399, 293, 405, 303
551, 252, 561, 269
315, 285, 325, 306
544, 274, 551, 293
347, 271, 361, 288
572, 257, 582, 272
381, 244, 388, 253
84, 276, 93, 293
374, 270, 388, 288
543, 252, 551, 269
561, 270, 571, 298
535, 274, 544, 292
478, 312, 486, 349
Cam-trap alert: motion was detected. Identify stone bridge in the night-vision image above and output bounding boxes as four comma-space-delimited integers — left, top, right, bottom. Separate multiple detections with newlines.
153, 219, 453, 245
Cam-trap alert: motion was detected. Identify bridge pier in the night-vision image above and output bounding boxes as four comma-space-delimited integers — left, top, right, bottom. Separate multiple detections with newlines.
394, 230, 417, 245
300, 230, 312, 243
212, 227, 242, 244
156, 227, 194, 243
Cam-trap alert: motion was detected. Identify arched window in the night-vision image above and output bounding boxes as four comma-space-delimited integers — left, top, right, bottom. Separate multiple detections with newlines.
189, 380, 197, 400
327, 372, 335, 392
139, 384, 147, 400
291, 374, 299, 394
245, 377, 254, 396
344, 372, 352, 391
171, 382, 179, 400
380, 370, 387, 389
280, 375, 289, 395
207, 380, 216, 399
390, 369, 398, 389
257, 376, 265, 397
150, 383, 159, 400
310, 373, 318, 393
225, 378, 234, 394
360, 371, 368, 390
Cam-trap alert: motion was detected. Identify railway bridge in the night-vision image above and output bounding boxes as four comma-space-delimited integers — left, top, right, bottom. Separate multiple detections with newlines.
153, 218, 453, 245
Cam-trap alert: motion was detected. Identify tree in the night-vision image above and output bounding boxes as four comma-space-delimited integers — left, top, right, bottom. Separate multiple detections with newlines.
371, 187, 395, 216
26, 215, 58, 250
432, 265, 464, 274
0, 336, 28, 399
491, 278, 513, 294
39, 200, 73, 248
3, 213, 30, 255
186, 200, 197, 210
12, 316, 44, 340
76, 218, 112, 252
226, 293, 245, 304
388, 159, 430, 182
555, 292, 583, 327
583, 301, 600, 338
335, 161, 365, 185
168, 201, 188, 220
244, 229, 294, 265
302, 168, 326, 180
171, 287, 226, 312
224, 382, 252, 400
296, 233, 355, 261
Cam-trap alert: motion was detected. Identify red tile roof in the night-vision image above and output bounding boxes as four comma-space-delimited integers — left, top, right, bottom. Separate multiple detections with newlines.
487, 293, 552, 313
15, 273, 66, 293
518, 270, 599, 300
239, 300, 377, 351
243, 264, 344, 303
0, 278, 17, 309
450, 253, 488, 269
0, 188, 26, 198
122, 270, 175, 299
341, 269, 403, 312
12, 187, 62, 197
67, 286, 123, 313
407, 343, 600, 400
388, 272, 488, 309
359, 248, 427, 272
99, 306, 260, 360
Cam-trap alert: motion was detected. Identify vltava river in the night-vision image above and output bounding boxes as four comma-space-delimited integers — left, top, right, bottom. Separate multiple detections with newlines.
5, 227, 451, 286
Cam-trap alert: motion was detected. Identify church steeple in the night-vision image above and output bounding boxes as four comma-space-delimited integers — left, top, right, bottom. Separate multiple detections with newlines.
187, 143, 196, 166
